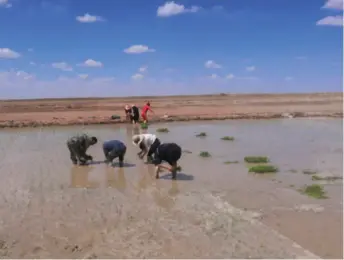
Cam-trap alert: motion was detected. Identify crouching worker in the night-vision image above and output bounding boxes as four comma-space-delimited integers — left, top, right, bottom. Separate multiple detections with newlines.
103, 140, 127, 167
67, 134, 98, 165
152, 143, 182, 180
132, 133, 160, 163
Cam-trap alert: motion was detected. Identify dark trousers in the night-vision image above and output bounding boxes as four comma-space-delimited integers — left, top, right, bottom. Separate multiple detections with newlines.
103, 146, 126, 165
147, 138, 161, 158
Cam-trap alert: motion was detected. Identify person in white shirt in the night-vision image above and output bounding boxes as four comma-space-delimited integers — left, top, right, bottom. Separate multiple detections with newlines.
132, 133, 161, 162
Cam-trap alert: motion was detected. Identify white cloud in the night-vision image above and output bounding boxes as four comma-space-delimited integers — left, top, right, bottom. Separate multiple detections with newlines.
29, 61, 36, 66
0, 0, 12, 8
323, 0, 343, 10
285, 76, 294, 81
131, 73, 144, 80
205, 60, 222, 69
78, 74, 89, 79
124, 45, 155, 54
316, 15, 343, 26
27, 48, 34, 52
246, 66, 256, 72
0, 48, 20, 59
157, 1, 200, 17
139, 66, 148, 73
226, 74, 235, 79
210, 74, 218, 79
76, 13, 105, 23
51, 62, 73, 71
15, 71, 35, 80
79, 59, 103, 68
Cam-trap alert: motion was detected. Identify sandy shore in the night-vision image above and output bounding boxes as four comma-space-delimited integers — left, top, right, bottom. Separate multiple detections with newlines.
0, 92, 342, 128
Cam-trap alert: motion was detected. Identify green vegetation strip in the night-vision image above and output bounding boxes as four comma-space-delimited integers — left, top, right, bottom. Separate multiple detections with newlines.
248, 165, 278, 174
221, 136, 235, 141
300, 184, 328, 199
156, 127, 169, 133
312, 175, 342, 181
196, 132, 207, 137
244, 156, 269, 163
141, 123, 148, 129
302, 170, 317, 175
199, 151, 211, 157
224, 161, 239, 164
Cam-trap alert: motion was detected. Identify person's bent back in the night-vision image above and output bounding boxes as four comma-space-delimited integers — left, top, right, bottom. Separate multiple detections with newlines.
103, 140, 127, 167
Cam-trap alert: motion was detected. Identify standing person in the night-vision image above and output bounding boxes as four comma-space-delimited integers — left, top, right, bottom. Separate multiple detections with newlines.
132, 133, 161, 163
67, 134, 98, 165
124, 105, 132, 122
103, 139, 127, 167
141, 102, 154, 124
130, 104, 140, 124
153, 143, 182, 180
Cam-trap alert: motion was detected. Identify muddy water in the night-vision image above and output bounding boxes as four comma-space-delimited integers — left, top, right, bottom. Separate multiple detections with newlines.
0, 119, 342, 258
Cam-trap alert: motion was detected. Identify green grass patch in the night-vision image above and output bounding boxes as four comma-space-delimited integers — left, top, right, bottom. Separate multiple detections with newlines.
224, 160, 239, 164
244, 156, 269, 163
248, 165, 278, 174
196, 132, 207, 137
141, 122, 148, 129
300, 184, 328, 199
156, 127, 169, 133
199, 151, 211, 158
302, 169, 317, 175
221, 136, 235, 141
312, 175, 342, 181
176, 166, 182, 172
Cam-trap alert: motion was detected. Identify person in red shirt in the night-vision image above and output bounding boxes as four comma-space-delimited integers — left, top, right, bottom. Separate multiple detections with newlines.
141, 102, 154, 123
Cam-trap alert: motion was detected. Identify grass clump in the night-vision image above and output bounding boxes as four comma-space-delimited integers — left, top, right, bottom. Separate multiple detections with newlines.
300, 184, 327, 199
156, 127, 169, 133
141, 122, 148, 129
176, 166, 182, 172
199, 151, 211, 158
224, 160, 239, 164
248, 165, 278, 174
196, 132, 207, 137
312, 175, 342, 181
221, 136, 235, 141
244, 156, 269, 163
302, 169, 317, 175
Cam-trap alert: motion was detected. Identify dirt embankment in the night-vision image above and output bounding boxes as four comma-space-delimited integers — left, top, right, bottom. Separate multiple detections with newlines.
0, 93, 342, 128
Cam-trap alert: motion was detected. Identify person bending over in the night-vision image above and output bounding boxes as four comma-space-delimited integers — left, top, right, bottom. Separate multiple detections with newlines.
103, 139, 127, 167
67, 134, 97, 165
152, 143, 182, 180
130, 104, 140, 124
132, 133, 160, 163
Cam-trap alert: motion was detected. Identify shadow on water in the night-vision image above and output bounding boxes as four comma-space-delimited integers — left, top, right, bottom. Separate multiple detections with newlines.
159, 172, 194, 181
70, 165, 100, 188
112, 162, 136, 168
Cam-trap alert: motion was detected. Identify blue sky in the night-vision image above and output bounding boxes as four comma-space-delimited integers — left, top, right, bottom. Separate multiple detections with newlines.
0, 0, 343, 99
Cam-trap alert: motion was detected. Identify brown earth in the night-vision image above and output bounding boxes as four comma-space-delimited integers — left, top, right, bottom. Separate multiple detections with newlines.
0, 92, 342, 128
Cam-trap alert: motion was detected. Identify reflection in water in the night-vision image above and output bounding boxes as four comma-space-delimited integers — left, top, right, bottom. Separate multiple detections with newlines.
70, 165, 99, 188
137, 165, 155, 191
153, 178, 179, 210
106, 167, 127, 192
132, 125, 140, 135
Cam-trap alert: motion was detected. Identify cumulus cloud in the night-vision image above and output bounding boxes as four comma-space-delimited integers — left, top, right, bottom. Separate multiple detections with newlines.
29, 61, 36, 66
79, 59, 103, 68
0, 48, 21, 59
76, 13, 105, 23
0, 0, 11, 8
322, 0, 343, 10
51, 62, 73, 71
226, 74, 235, 79
124, 45, 155, 54
316, 15, 343, 26
139, 66, 147, 73
246, 66, 256, 72
131, 73, 144, 80
78, 74, 89, 79
205, 60, 222, 69
157, 1, 200, 17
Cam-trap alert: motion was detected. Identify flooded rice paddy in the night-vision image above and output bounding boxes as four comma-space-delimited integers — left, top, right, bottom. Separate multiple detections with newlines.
0, 118, 342, 258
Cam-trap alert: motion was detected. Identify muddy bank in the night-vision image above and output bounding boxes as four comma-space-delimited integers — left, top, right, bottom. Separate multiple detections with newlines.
0, 111, 343, 128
